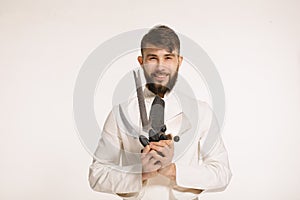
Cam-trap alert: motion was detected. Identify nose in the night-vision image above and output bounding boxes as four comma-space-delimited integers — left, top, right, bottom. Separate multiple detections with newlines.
156, 58, 166, 71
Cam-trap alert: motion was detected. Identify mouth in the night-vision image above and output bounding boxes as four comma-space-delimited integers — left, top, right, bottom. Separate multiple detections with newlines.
152, 73, 169, 82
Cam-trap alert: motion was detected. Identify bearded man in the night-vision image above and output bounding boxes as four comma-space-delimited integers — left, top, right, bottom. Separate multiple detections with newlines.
89, 25, 232, 200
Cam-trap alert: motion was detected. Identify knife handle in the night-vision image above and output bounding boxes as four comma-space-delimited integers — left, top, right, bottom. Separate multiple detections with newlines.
139, 135, 150, 147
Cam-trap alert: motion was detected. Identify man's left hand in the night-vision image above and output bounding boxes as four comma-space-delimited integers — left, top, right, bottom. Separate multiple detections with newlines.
149, 140, 174, 167
149, 140, 176, 180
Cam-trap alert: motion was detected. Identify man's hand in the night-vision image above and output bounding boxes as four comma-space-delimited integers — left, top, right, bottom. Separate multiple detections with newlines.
149, 140, 176, 180
141, 145, 162, 181
149, 140, 174, 168
141, 140, 175, 181
158, 163, 176, 181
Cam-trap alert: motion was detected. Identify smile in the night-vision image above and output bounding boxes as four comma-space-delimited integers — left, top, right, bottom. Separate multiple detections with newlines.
153, 73, 169, 81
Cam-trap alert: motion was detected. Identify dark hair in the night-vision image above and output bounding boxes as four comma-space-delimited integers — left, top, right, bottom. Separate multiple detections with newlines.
141, 25, 180, 55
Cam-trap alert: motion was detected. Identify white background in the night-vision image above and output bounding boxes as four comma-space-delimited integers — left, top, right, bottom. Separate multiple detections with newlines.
1, 0, 300, 199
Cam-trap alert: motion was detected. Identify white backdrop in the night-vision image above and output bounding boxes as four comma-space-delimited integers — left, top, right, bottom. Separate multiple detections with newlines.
1, 0, 300, 199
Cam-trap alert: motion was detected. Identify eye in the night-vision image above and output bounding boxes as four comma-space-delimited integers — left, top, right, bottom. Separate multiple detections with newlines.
165, 56, 173, 60
149, 57, 157, 60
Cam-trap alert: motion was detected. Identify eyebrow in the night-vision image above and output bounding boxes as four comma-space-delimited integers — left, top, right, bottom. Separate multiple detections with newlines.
146, 54, 158, 57
164, 53, 176, 57
146, 53, 176, 57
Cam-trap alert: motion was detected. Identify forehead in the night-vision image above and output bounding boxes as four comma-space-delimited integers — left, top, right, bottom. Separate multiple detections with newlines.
142, 44, 178, 56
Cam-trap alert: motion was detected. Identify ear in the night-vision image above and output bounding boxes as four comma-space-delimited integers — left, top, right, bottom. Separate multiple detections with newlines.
137, 56, 143, 66
178, 56, 183, 68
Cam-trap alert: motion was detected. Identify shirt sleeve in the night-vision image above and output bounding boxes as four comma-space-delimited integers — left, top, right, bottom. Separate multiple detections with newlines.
88, 109, 144, 199
175, 136, 232, 190
172, 102, 232, 198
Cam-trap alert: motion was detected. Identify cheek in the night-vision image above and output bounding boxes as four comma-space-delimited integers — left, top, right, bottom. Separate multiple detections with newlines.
142, 66, 153, 76
143, 64, 155, 73
169, 67, 179, 78
144, 62, 157, 69
169, 65, 178, 74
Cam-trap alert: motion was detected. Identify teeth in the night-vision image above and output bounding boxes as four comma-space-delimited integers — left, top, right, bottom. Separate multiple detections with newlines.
155, 74, 167, 77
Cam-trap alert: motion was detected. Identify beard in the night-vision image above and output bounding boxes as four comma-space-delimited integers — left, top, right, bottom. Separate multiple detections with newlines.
143, 67, 179, 98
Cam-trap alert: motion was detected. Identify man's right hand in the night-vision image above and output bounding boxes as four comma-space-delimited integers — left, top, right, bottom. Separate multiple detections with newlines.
141, 145, 162, 181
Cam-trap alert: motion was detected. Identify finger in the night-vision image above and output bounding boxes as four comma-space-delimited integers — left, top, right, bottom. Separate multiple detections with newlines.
151, 140, 173, 147
163, 140, 173, 146
141, 145, 151, 158
150, 145, 164, 153
150, 141, 166, 147
148, 149, 161, 157
150, 159, 162, 168
148, 156, 159, 165
143, 149, 161, 162
150, 148, 166, 158
151, 152, 166, 163
151, 145, 170, 157
144, 161, 161, 173
142, 145, 150, 153
142, 152, 153, 164
143, 153, 154, 163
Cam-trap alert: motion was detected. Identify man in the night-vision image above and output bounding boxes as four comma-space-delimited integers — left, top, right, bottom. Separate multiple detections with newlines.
89, 25, 232, 200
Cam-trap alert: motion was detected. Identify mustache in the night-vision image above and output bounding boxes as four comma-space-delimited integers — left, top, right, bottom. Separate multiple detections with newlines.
151, 71, 169, 76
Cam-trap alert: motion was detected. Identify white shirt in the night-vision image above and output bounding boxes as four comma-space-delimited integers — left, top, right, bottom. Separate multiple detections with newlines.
89, 87, 232, 200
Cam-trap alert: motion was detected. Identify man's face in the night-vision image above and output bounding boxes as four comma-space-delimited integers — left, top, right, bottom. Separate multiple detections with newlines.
138, 45, 183, 94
